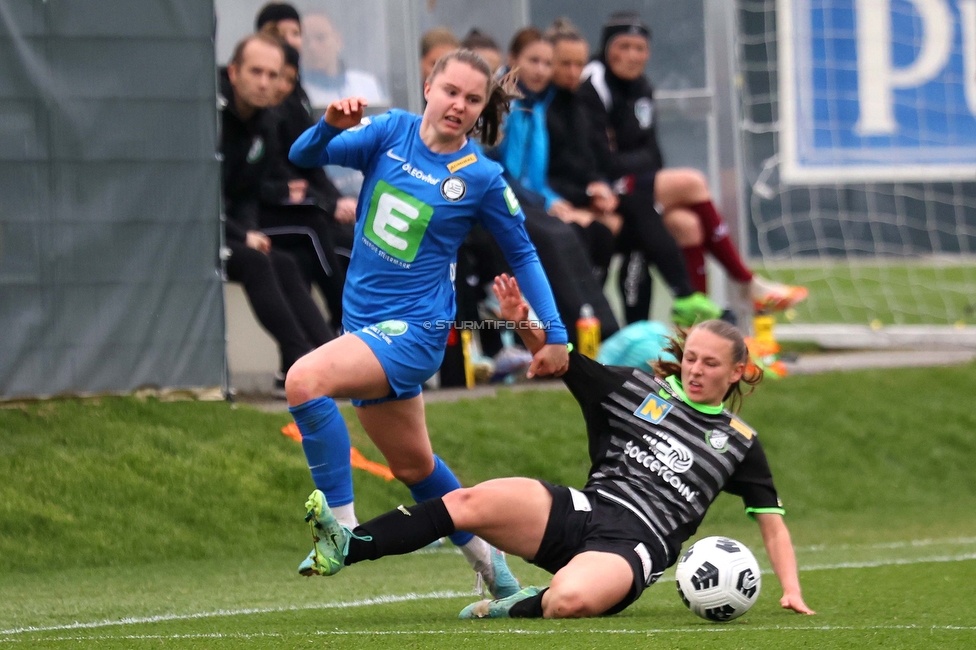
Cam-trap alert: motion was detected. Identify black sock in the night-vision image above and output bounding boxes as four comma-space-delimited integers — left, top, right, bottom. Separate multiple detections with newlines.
345, 498, 456, 565
508, 588, 548, 618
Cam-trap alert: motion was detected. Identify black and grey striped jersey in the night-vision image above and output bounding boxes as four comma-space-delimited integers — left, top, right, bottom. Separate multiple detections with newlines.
562, 351, 784, 565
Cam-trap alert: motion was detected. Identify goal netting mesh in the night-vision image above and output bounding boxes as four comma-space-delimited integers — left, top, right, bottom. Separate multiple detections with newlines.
734, 0, 976, 337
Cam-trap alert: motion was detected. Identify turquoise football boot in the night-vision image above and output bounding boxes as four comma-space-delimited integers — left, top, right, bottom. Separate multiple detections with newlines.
459, 586, 544, 619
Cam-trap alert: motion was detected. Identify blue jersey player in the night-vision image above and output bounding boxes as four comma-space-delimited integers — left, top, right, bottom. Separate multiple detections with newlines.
285, 49, 570, 596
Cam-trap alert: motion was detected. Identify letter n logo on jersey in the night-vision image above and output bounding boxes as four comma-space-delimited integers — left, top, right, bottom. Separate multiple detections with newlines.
634, 393, 672, 424
364, 180, 434, 263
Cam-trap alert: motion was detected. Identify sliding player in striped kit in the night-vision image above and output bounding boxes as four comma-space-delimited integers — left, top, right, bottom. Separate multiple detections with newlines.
296, 274, 814, 619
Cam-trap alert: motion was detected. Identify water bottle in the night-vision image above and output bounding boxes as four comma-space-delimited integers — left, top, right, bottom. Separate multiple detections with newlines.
576, 304, 601, 359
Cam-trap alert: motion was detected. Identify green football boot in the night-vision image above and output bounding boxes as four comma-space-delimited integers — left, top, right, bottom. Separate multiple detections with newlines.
671, 292, 723, 328
298, 489, 354, 577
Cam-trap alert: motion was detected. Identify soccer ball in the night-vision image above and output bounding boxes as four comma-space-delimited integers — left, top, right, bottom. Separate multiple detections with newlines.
674, 536, 762, 622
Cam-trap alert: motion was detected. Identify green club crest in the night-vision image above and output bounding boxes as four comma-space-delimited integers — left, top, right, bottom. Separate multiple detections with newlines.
374, 320, 409, 336
246, 136, 265, 163
705, 430, 729, 453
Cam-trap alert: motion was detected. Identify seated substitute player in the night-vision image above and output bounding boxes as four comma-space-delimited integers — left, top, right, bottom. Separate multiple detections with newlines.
301, 9, 387, 107
298, 273, 816, 619
420, 27, 460, 82
579, 11, 807, 316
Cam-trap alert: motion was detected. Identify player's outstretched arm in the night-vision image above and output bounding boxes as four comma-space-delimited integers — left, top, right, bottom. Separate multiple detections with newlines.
492, 274, 545, 354
755, 513, 816, 615
492, 274, 569, 378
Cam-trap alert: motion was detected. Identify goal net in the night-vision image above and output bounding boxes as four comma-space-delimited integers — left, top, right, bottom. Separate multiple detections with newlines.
734, 0, 976, 336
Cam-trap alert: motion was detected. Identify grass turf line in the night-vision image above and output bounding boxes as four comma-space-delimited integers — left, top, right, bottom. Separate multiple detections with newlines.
4, 561, 976, 649
2, 363, 976, 647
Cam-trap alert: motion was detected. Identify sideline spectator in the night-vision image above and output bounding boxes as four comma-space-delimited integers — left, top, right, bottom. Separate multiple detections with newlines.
580, 11, 806, 318
220, 34, 333, 393
508, 177, 621, 345
302, 9, 388, 107
461, 28, 503, 74
256, 22, 347, 328
255, 2, 302, 49
542, 20, 622, 285
494, 27, 619, 333
577, 12, 721, 327
255, 4, 354, 281
420, 27, 460, 81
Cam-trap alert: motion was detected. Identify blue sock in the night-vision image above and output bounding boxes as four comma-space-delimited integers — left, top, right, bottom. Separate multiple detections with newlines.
408, 455, 474, 546
289, 397, 354, 507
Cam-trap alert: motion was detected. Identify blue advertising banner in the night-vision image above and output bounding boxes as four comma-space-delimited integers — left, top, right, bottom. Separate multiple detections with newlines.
778, 0, 976, 182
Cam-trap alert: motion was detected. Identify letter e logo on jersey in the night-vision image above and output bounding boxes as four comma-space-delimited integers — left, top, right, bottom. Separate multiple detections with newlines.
440, 176, 466, 202
364, 180, 434, 263
634, 393, 672, 424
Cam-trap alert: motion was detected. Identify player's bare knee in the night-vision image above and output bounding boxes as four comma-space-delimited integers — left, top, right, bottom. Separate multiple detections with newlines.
541, 585, 595, 619
666, 168, 710, 203
284, 360, 320, 405
675, 167, 705, 189
442, 487, 479, 524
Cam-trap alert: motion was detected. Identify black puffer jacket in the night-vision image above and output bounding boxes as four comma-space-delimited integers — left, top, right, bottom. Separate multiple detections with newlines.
219, 68, 281, 242
576, 60, 664, 192
546, 86, 603, 208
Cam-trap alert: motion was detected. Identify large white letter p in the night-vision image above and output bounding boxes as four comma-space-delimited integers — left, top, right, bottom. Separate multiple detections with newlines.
855, 0, 953, 135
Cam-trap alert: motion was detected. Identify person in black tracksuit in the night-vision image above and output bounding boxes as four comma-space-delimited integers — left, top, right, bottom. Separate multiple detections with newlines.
576, 13, 720, 326
220, 35, 332, 381
544, 84, 618, 287
544, 25, 621, 289
258, 41, 348, 329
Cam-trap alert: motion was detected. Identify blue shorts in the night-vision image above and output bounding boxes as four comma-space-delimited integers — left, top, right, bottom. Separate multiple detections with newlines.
349, 319, 447, 407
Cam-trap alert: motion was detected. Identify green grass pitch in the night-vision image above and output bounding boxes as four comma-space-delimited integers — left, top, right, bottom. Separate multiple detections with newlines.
761, 263, 976, 325
2, 362, 976, 648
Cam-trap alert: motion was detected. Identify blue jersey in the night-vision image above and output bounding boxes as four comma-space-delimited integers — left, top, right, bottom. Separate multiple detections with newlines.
290, 109, 568, 344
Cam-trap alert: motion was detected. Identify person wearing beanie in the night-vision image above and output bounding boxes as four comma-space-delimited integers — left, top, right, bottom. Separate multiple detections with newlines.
576, 12, 723, 327
255, 2, 302, 50
580, 12, 808, 317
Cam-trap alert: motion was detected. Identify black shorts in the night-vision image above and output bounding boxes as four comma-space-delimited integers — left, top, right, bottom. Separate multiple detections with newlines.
530, 481, 668, 616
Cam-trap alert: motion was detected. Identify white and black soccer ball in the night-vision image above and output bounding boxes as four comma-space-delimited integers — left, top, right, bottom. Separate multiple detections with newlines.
674, 536, 762, 622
